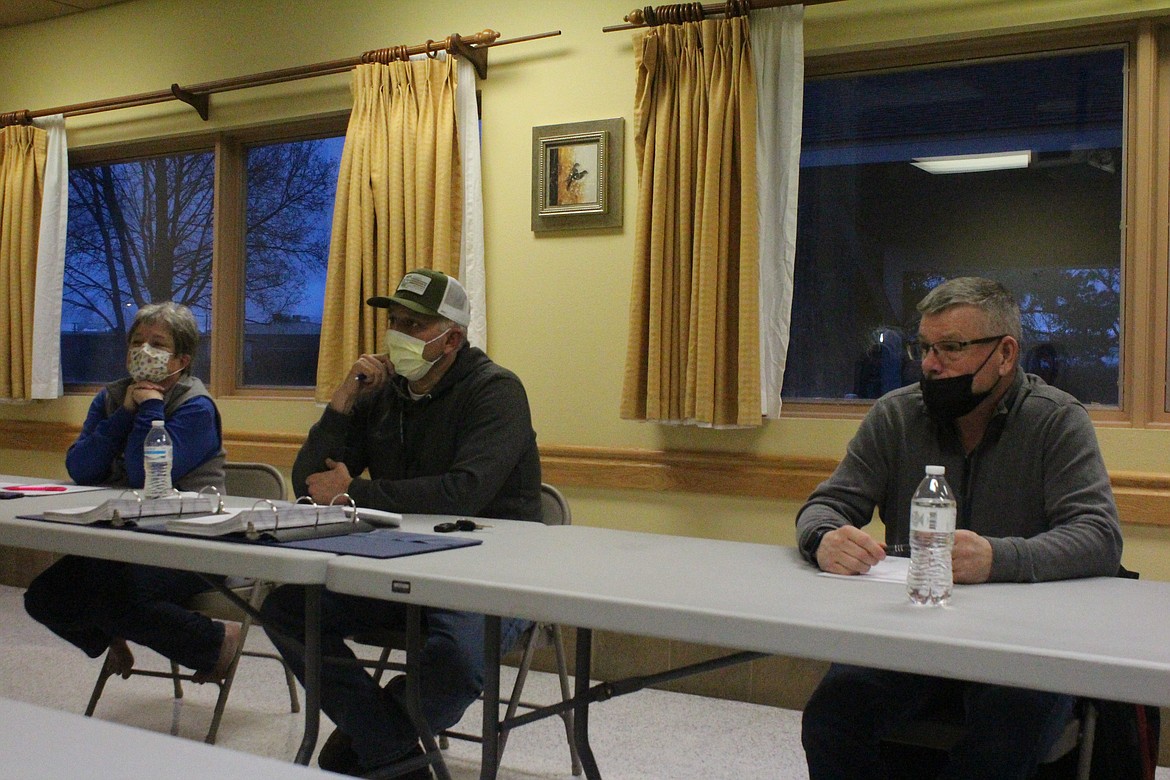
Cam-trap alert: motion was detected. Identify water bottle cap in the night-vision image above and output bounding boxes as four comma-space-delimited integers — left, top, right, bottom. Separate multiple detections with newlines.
151, 419, 165, 427
925, 465, 945, 475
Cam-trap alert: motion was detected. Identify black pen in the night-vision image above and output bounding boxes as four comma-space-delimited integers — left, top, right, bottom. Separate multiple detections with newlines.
885, 544, 911, 557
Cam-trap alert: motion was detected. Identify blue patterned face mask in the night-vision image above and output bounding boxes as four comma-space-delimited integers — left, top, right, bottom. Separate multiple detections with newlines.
384, 327, 450, 381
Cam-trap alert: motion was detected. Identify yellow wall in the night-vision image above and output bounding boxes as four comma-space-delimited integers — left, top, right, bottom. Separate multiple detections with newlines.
2, 0, 1170, 575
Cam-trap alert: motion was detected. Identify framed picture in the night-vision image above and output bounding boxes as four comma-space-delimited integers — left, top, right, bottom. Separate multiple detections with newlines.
532, 118, 624, 232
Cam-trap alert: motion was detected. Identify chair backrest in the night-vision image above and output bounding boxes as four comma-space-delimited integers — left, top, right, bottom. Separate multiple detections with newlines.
223, 462, 286, 501
539, 482, 571, 527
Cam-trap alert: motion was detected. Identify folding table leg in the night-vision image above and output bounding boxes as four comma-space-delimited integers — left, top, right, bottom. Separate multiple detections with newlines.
574, 629, 602, 780
294, 584, 322, 765
480, 615, 502, 780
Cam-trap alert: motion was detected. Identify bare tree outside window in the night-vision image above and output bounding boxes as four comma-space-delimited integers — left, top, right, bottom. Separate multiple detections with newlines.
242, 137, 342, 387
62, 135, 341, 387
65, 153, 215, 336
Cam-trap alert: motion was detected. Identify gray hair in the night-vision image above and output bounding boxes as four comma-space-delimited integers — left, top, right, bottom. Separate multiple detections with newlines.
128, 302, 200, 374
916, 277, 1022, 343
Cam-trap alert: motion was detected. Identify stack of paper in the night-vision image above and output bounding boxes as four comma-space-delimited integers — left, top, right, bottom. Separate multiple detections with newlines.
165, 503, 356, 537
41, 495, 221, 525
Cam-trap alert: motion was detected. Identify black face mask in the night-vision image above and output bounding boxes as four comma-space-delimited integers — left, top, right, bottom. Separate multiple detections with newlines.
919, 340, 1002, 422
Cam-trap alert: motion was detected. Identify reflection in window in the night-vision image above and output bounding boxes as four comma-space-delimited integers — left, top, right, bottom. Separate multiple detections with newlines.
242, 136, 342, 387
786, 48, 1123, 406
63, 152, 215, 384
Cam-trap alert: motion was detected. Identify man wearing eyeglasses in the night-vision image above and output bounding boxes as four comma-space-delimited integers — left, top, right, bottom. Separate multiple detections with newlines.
796, 277, 1122, 779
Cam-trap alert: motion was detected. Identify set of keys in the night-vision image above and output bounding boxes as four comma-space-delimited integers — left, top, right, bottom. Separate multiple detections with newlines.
432, 519, 492, 533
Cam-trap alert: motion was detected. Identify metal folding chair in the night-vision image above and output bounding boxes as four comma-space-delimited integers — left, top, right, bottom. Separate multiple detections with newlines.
84, 462, 299, 743
349, 483, 582, 775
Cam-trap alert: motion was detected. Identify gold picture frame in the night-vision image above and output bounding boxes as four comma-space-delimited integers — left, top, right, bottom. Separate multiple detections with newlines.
531, 118, 624, 232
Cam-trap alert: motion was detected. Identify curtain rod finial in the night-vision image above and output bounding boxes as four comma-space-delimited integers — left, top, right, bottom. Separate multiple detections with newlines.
626, 7, 654, 26
0, 109, 32, 127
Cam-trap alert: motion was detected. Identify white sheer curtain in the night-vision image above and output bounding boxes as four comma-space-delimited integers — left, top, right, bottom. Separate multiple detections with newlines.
752, 6, 803, 418
454, 55, 487, 348
30, 114, 67, 400
408, 52, 486, 348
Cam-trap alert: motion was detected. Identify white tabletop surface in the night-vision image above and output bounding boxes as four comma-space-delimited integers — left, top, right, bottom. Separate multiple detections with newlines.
0, 482, 332, 584
0, 697, 334, 779
327, 519, 1170, 708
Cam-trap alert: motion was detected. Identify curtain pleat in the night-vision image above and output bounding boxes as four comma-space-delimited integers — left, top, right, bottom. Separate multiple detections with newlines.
621, 17, 760, 427
315, 57, 461, 402
0, 125, 48, 401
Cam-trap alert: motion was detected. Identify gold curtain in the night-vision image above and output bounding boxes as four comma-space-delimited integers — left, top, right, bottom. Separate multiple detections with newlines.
315, 57, 462, 401
621, 17, 760, 427
0, 125, 47, 401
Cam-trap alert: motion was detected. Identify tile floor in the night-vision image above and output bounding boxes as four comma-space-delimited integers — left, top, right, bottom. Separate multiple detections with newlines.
0, 584, 808, 778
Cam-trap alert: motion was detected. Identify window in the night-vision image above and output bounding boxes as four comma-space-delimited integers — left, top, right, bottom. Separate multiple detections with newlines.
62, 117, 346, 393
786, 46, 1125, 408
241, 136, 343, 387
63, 150, 215, 384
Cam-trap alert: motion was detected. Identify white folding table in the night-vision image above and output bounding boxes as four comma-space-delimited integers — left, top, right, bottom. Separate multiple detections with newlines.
0, 481, 334, 765
0, 696, 337, 779
326, 519, 1170, 780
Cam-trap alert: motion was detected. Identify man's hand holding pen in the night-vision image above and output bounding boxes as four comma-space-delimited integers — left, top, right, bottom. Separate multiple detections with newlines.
815, 525, 887, 576
329, 353, 393, 414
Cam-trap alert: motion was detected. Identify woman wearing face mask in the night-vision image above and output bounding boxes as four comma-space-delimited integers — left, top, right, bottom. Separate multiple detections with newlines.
24, 302, 237, 684
64, 301, 225, 490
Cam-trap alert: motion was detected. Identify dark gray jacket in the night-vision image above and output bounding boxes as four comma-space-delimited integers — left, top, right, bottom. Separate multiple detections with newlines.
293, 344, 542, 523
796, 369, 1122, 582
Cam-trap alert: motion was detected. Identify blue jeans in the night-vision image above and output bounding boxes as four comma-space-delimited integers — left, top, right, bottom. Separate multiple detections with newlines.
802, 663, 1077, 780
260, 585, 530, 771
23, 555, 225, 673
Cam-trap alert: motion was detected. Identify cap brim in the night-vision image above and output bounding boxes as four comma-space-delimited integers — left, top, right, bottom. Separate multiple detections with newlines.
366, 295, 441, 319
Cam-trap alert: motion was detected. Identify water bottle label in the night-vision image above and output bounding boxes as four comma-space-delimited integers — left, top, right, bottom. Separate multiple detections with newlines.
910, 505, 956, 533
144, 447, 169, 459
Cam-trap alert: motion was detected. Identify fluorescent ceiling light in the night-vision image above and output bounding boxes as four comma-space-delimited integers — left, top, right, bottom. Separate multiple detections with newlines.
911, 150, 1032, 174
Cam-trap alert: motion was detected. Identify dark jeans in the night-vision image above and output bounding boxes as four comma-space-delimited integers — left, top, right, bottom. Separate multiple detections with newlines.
23, 555, 225, 673
260, 585, 530, 772
802, 663, 1077, 780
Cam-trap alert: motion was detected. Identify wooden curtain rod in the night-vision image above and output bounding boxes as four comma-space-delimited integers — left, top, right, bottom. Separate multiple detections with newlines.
603, 0, 846, 32
0, 28, 560, 128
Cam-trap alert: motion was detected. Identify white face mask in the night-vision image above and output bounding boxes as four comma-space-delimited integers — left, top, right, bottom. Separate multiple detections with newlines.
384, 327, 450, 382
127, 343, 180, 383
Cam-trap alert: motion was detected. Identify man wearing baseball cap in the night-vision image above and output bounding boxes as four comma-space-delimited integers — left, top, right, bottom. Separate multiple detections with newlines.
262, 268, 542, 778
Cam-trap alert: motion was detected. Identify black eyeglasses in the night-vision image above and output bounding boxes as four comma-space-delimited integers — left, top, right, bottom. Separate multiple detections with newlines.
906, 335, 1006, 363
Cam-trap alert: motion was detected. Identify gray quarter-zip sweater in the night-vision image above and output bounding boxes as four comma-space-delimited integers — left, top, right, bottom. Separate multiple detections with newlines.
796, 369, 1122, 582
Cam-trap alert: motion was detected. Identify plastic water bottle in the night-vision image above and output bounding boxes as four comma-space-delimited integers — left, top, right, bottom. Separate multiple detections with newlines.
906, 465, 956, 606
143, 420, 173, 499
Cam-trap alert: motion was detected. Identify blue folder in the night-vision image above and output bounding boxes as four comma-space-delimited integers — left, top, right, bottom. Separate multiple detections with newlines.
276, 528, 481, 559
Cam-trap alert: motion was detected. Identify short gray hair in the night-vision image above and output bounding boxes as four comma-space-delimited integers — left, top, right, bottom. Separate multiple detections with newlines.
129, 302, 200, 374
916, 277, 1022, 343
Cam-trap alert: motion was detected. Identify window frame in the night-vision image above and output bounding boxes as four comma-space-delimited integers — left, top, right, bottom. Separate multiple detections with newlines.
65, 112, 350, 400
785, 21, 1169, 429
